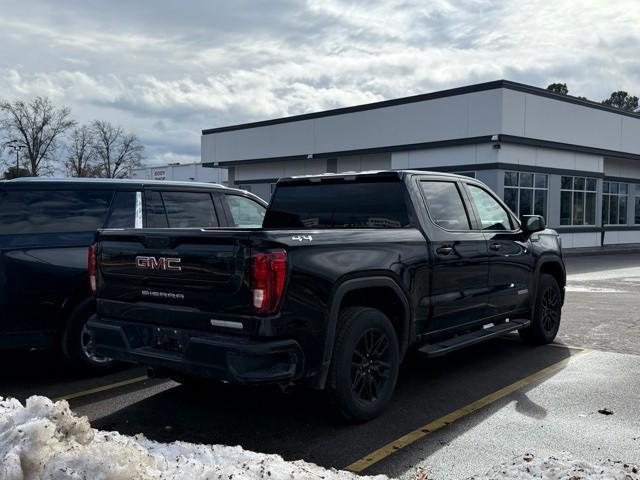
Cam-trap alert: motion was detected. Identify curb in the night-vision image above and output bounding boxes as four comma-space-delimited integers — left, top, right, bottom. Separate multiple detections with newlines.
563, 244, 640, 257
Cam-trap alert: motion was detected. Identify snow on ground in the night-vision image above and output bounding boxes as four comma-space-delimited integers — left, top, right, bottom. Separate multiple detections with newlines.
564, 286, 625, 293
1, 396, 638, 480
565, 266, 640, 294
567, 266, 640, 282
0, 396, 386, 480
466, 453, 639, 480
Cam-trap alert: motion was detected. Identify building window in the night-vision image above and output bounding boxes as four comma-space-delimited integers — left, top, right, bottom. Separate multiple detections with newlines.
456, 171, 475, 179
560, 176, 597, 226
603, 181, 628, 225
503, 171, 548, 218
635, 185, 640, 225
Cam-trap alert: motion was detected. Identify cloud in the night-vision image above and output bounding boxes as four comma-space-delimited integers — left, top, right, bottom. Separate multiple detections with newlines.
0, 0, 638, 168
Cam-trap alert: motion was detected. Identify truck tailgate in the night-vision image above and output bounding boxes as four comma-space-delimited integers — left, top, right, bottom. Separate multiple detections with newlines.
96, 229, 256, 326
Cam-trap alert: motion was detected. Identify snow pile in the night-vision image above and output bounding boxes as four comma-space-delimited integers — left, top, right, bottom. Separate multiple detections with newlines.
2, 397, 638, 480
467, 453, 639, 480
0, 396, 387, 480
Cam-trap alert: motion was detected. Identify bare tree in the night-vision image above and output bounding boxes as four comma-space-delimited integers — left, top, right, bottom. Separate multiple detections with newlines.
0, 96, 76, 176
65, 125, 99, 177
91, 120, 144, 178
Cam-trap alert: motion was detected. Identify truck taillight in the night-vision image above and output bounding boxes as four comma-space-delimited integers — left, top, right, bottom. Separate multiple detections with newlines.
251, 250, 287, 314
88, 244, 97, 294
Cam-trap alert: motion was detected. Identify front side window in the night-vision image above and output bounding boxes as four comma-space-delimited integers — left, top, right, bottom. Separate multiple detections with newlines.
0, 189, 114, 234
560, 176, 597, 226
602, 181, 628, 225
162, 191, 219, 228
503, 171, 548, 218
226, 195, 266, 227
468, 184, 512, 231
421, 181, 470, 230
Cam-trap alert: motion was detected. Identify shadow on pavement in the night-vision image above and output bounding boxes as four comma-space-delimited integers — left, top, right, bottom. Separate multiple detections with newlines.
91, 336, 575, 473
0, 349, 141, 402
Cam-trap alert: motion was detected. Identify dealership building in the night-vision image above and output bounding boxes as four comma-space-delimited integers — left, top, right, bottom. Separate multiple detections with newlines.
201, 80, 640, 248
131, 161, 227, 184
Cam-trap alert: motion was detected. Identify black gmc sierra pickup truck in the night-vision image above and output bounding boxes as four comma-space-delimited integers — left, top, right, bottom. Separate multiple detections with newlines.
88, 170, 565, 421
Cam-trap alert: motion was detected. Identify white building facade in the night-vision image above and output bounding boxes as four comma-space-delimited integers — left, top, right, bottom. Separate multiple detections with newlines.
131, 162, 227, 185
201, 80, 640, 249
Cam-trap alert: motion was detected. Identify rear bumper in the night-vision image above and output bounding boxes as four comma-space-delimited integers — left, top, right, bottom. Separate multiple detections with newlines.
87, 316, 305, 384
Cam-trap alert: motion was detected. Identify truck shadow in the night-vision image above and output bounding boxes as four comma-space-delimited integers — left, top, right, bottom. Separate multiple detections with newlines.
90, 336, 574, 473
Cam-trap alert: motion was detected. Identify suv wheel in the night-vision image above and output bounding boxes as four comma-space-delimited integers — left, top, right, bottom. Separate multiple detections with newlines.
327, 307, 399, 422
519, 274, 562, 345
64, 300, 116, 373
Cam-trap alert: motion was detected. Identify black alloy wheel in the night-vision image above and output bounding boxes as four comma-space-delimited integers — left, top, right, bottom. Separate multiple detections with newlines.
540, 285, 561, 333
519, 273, 562, 345
327, 306, 399, 422
351, 328, 392, 403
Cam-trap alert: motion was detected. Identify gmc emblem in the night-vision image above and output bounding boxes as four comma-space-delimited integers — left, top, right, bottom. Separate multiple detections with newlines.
136, 256, 182, 271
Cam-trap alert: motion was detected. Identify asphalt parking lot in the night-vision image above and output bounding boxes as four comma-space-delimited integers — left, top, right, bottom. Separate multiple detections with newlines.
2, 253, 639, 478
560, 254, 640, 355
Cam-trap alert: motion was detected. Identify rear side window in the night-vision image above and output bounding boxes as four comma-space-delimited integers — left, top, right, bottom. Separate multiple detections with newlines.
421, 181, 470, 230
0, 189, 114, 234
225, 195, 266, 227
263, 180, 412, 229
105, 191, 136, 228
162, 191, 219, 228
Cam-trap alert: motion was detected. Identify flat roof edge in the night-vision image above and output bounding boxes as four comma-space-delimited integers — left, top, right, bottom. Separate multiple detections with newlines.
202, 80, 640, 136
211, 134, 640, 166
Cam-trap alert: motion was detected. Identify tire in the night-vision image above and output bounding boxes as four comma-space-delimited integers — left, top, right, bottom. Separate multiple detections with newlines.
63, 300, 117, 374
519, 274, 562, 345
327, 307, 400, 422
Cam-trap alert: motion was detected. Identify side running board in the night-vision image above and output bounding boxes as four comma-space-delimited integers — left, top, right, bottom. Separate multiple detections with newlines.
418, 319, 531, 357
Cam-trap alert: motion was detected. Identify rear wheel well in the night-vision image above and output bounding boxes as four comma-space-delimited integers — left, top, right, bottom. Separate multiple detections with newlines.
339, 286, 407, 355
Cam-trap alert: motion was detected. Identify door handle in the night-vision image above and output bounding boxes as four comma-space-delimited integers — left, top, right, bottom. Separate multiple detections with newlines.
436, 246, 454, 255
490, 242, 502, 251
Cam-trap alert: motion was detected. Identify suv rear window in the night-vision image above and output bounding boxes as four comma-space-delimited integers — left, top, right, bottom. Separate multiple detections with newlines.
0, 189, 114, 234
263, 180, 412, 229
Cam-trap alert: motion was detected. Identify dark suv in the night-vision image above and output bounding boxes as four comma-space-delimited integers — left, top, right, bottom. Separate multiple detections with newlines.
0, 178, 266, 372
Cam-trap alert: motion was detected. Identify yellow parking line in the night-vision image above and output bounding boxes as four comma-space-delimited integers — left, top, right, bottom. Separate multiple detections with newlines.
53, 375, 149, 402
346, 349, 591, 473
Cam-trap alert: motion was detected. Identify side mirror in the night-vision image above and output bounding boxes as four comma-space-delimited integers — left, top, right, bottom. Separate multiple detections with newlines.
521, 215, 546, 234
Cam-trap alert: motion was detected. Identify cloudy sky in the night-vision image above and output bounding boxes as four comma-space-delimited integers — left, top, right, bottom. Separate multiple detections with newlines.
1, 0, 638, 167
